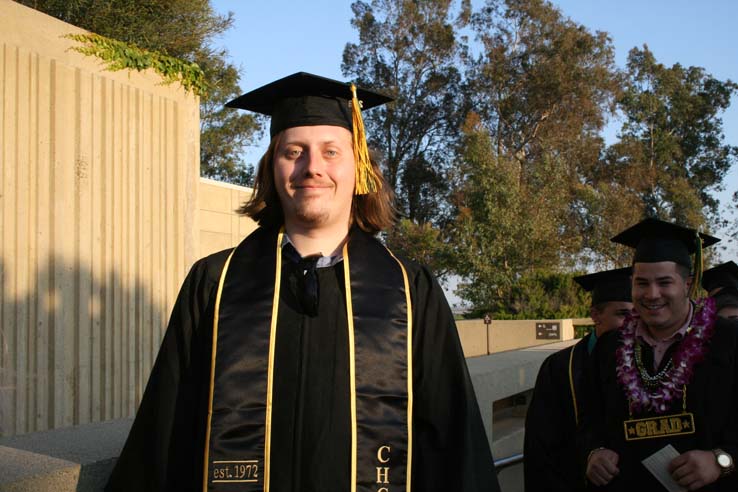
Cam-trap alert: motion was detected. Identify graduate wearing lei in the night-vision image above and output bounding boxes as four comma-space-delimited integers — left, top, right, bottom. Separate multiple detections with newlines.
583, 218, 738, 492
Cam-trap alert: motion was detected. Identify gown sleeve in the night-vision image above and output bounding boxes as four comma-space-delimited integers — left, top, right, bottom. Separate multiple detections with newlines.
707, 318, 738, 490
105, 250, 230, 491
523, 350, 576, 492
577, 330, 611, 483
406, 262, 501, 492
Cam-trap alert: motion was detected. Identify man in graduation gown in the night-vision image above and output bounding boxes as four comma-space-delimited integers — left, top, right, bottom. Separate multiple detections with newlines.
702, 261, 738, 319
524, 268, 632, 492
105, 72, 500, 492
583, 218, 738, 491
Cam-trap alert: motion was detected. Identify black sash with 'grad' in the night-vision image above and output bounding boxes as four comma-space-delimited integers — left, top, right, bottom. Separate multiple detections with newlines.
201, 227, 412, 492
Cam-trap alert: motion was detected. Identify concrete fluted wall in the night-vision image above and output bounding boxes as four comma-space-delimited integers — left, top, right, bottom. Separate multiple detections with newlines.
0, 0, 200, 437
198, 178, 257, 258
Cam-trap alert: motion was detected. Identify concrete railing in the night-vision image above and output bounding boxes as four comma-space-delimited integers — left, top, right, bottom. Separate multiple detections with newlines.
0, 420, 129, 492
0, 340, 575, 491
457, 317, 591, 357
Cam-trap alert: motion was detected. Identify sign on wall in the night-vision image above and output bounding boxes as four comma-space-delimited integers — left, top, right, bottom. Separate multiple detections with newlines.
535, 322, 560, 340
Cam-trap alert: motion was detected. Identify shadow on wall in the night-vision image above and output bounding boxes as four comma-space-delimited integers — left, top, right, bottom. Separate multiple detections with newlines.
0, 255, 170, 437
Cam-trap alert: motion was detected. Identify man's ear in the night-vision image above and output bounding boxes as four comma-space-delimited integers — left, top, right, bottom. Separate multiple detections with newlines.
589, 306, 601, 326
685, 275, 694, 295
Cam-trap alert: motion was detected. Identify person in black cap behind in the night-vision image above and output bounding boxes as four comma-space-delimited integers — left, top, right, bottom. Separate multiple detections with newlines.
714, 290, 738, 320
583, 218, 738, 491
106, 72, 500, 492
524, 267, 632, 492
703, 261, 738, 319
702, 261, 738, 297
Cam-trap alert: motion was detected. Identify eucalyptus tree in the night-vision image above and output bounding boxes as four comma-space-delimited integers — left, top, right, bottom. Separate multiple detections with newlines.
342, 0, 468, 225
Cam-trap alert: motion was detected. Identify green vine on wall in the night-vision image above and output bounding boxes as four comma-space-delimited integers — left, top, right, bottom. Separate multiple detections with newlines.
64, 33, 207, 96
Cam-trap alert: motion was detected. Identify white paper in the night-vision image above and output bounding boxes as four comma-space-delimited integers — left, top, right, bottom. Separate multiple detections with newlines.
641, 445, 686, 492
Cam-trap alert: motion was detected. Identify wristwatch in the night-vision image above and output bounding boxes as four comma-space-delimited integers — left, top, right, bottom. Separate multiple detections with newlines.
713, 449, 735, 476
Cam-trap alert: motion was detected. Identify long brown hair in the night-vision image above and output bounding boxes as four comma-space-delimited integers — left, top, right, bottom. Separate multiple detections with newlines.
238, 133, 396, 234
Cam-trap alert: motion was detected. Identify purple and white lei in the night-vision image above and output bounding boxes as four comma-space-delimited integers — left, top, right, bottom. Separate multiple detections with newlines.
615, 297, 717, 415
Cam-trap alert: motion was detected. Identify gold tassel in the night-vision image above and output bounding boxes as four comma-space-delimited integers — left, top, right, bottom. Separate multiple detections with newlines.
690, 231, 704, 299
351, 84, 381, 195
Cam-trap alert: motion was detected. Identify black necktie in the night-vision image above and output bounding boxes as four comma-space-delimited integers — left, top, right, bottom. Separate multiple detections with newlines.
282, 243, 320, 316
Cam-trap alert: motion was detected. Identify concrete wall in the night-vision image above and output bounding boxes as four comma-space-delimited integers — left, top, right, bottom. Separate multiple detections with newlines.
198, 178, 257, 258
457, 317, 589, 357
489, 318, 575, 352
456, 321, 490, 357
0, 0, 200, 437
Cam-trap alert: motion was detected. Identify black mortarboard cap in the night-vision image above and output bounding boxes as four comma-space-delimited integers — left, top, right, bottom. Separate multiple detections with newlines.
225, 72, 393, 137
226, 72, 393, 194
702, 261, 738, 292
714, 287, 738, 311
610, 218, 719, 268
574, 267, 633, 305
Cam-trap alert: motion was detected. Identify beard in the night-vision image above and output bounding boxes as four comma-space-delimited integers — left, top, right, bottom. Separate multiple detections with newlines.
290, 196, 331, 226
279, 180, 353, 230
294, 205, 330, 225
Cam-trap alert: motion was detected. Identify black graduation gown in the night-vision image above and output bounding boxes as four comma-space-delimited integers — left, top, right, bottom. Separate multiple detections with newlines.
105, 230, 500, 492
524, 334, 591, 492
581, 317, 738, 491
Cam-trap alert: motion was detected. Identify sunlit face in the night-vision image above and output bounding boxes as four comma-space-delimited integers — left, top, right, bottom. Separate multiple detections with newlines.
717, 306, 738, 320
632, 262, 692, 336
591, 301, 633, 336
273, 125, 355, 231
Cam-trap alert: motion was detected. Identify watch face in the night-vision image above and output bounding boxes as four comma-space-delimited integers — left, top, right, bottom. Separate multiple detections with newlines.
717, 453, 732, 468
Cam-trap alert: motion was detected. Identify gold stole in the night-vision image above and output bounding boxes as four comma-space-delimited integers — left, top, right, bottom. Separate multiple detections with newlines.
201, 227, 413, 492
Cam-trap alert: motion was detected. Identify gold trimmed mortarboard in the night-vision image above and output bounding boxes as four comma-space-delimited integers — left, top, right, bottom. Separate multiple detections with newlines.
226, 72, 394, 195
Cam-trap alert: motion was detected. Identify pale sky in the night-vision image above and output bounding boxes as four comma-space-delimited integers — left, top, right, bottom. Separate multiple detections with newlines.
209, 0, 738, 265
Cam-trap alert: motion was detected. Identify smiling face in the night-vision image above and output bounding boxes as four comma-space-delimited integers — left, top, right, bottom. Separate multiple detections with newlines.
632, 261, 692, 337
273, 125, 356, 232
